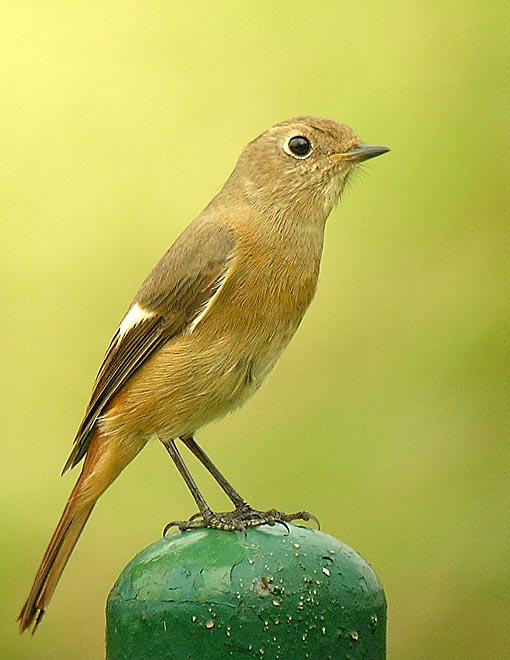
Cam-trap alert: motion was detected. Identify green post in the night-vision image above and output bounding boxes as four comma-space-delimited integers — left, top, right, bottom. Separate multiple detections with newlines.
106, 525, 386, 659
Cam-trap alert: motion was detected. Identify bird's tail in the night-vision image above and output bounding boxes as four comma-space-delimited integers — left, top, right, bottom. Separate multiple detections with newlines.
18, 494, 94, 633
18, 430, 145, 633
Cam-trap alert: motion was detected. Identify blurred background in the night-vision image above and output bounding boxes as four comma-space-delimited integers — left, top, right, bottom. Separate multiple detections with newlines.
2, 2, 509, 658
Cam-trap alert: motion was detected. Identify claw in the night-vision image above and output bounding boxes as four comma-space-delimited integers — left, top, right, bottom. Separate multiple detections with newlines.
279, 519, 291, 534
162, 521, 179, 536
283, 510, 321, 530
188, 512, 203, 522
163, 506, 319, 535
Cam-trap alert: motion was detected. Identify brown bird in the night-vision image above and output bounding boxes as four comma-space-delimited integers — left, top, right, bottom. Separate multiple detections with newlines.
18, 116, 389, 633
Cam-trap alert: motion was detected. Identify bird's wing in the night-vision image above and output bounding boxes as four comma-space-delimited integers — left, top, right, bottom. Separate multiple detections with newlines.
62, 219, 235, 472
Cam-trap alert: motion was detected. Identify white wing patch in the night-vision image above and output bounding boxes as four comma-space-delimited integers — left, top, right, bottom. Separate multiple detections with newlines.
118, 302, 155, 342
187, 271, 229, 335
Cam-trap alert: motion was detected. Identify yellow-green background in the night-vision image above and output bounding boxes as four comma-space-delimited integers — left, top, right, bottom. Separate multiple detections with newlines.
2, 2, 508, 658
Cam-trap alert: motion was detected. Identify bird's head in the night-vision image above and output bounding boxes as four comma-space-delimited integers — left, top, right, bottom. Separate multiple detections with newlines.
231, 116, 389, 225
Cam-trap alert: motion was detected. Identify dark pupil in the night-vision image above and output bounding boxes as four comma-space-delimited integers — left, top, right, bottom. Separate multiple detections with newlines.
288, 136, 311, 157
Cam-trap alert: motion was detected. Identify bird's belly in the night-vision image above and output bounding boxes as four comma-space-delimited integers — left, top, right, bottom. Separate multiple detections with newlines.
104, 329, 292, 442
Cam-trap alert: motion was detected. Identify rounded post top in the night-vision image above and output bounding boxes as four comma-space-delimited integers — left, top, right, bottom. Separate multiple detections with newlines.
107, 524, 386, 659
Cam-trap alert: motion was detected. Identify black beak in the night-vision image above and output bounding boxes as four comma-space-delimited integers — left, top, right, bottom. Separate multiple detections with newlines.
341, 144, 390, 162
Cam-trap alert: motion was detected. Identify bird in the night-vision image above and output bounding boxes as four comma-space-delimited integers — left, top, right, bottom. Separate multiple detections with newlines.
18, 116, 389, 633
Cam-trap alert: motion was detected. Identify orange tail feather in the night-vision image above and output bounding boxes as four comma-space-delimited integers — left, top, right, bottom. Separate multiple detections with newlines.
18, 497, 94, 633
18, 430, 145, 633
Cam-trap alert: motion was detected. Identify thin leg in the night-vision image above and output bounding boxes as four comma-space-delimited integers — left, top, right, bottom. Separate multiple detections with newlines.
162, 437, 320, 534
161, 439, 212, 519
180, 435, 247, 509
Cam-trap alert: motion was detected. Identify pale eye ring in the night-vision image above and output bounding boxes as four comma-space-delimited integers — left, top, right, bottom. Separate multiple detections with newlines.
285, 135, 312, 159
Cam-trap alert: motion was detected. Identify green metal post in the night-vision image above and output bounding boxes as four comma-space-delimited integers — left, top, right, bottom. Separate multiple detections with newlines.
106, 524, 386, 659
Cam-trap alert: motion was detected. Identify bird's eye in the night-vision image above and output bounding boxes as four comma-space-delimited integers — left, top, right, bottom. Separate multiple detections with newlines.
286, 135, 312, 158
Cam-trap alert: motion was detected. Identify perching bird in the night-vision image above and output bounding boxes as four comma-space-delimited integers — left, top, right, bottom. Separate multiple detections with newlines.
18, 116, 389, 633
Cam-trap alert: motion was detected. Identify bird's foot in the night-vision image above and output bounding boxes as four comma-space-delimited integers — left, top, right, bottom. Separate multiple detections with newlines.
163, 505, 319, 535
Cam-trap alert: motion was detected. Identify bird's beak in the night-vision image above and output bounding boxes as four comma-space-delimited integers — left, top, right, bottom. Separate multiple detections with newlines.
332, 144, 390, 162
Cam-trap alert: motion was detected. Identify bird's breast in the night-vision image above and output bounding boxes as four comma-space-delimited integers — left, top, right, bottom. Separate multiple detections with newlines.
209, 248, 320, 395
108, 226, 323, 440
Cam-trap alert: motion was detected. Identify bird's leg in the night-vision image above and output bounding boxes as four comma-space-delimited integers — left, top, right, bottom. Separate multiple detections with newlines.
180, 435, 248, 510
162, 436, 320, 534
161, 439, 213, 523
